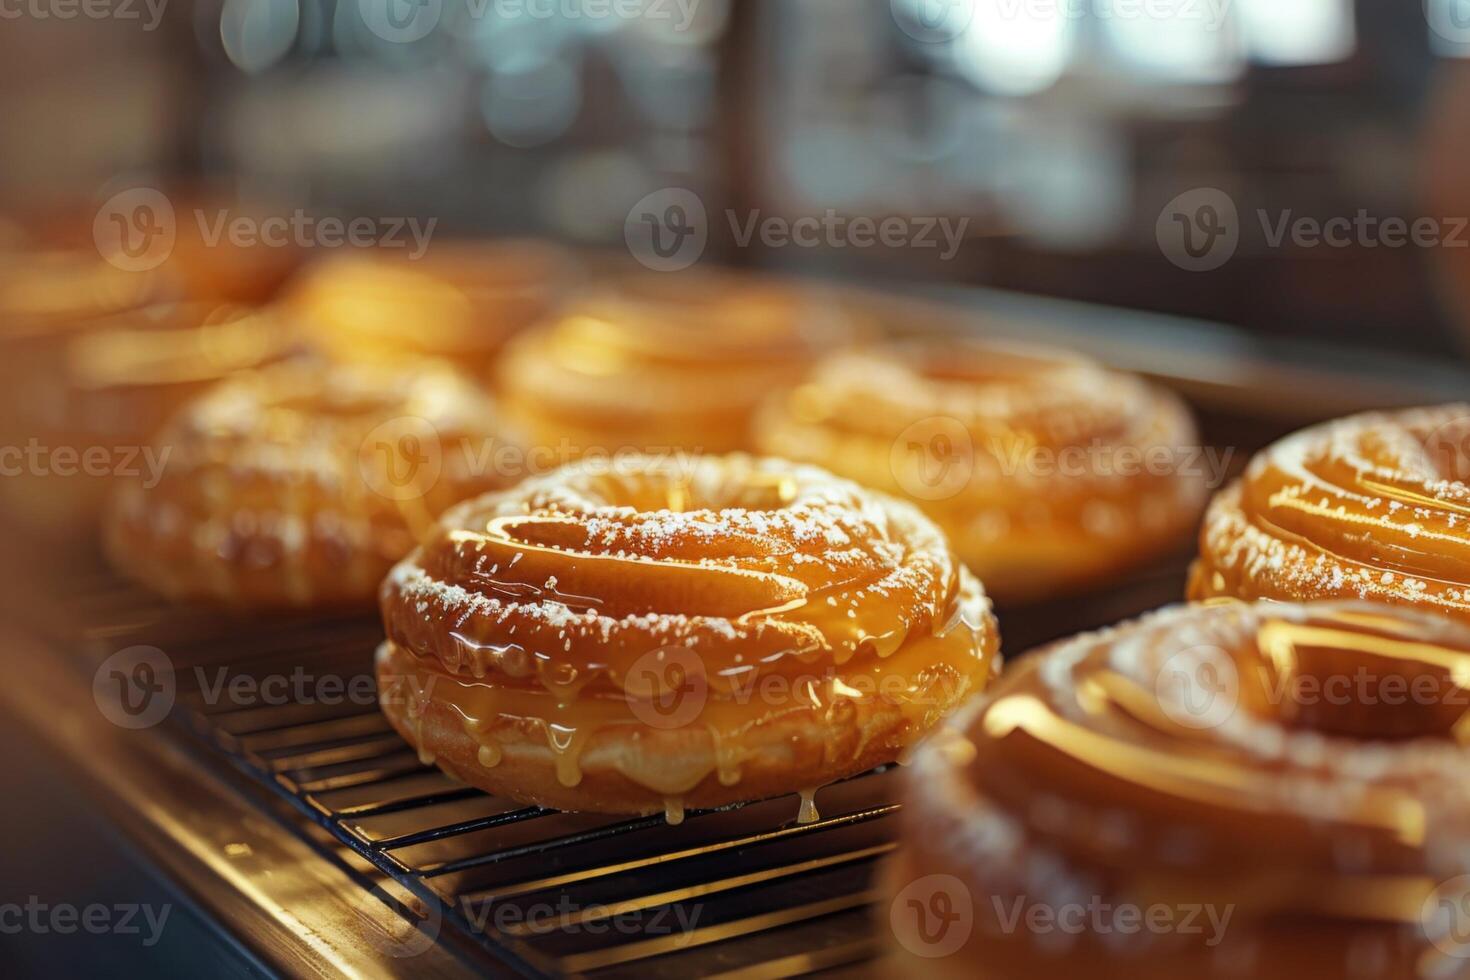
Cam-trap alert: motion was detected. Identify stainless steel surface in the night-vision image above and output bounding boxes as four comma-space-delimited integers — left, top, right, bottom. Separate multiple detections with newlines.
0, 620, 479, 980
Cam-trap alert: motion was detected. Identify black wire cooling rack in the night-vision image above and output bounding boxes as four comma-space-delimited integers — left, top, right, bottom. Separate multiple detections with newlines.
22, 555, 942, 978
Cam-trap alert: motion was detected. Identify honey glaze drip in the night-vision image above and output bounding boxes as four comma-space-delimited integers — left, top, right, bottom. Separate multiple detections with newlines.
796, 788, 820, 825
378, 454, 1000, 804
905, 600, 1470, 979
1193, 404, 1470, 621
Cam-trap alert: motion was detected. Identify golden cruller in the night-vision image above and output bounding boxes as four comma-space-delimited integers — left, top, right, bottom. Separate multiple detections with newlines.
886, 599, 1470, 980
376, 453, 1000, 824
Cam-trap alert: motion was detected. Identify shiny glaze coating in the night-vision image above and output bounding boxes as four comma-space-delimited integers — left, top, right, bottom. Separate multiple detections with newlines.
1192, 405, 1470, 621
377, 453, 999, 818
758, 339, 1206, 602
887, 599, 1470, 979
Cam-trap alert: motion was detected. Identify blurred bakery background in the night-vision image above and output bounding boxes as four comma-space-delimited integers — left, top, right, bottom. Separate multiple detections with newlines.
5, 4, 1470, 977
2, 3, 1470, 975
5, 0, 1470, 356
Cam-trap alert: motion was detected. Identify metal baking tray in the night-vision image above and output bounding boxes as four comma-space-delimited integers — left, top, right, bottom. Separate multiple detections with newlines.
4, 284, 1465, 978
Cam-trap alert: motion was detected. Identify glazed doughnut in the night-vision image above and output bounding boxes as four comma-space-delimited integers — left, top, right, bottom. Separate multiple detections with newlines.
757, 339, 1207, 603
0, 302, 297, 534
288, 241, 579, 375
1190, 404, 1470, 621
495, 270, 858, 458
375, 453, 998, 821
884, 599, 1470, 979
104, 358, 525, 608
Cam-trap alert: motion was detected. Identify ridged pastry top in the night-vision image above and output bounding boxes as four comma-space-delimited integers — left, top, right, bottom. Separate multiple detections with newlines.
106, 359, 522, 605
757, 339, 1206, 593
496, 272, 856, 454
1192, 405, 1470, 620
901, 600, 1470, 978
382, 453, 995, 715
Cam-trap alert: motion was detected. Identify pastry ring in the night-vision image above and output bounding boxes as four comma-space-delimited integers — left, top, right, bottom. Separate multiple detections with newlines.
375, 453, 998, 821
0, 302, 297, 534
1190, 404, 1470, 621
757, 339, 1207, 603
495, 270, 859, 457
885, 599, 1470, 978
104, 358, 524, 608
288, 240, 579, 375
